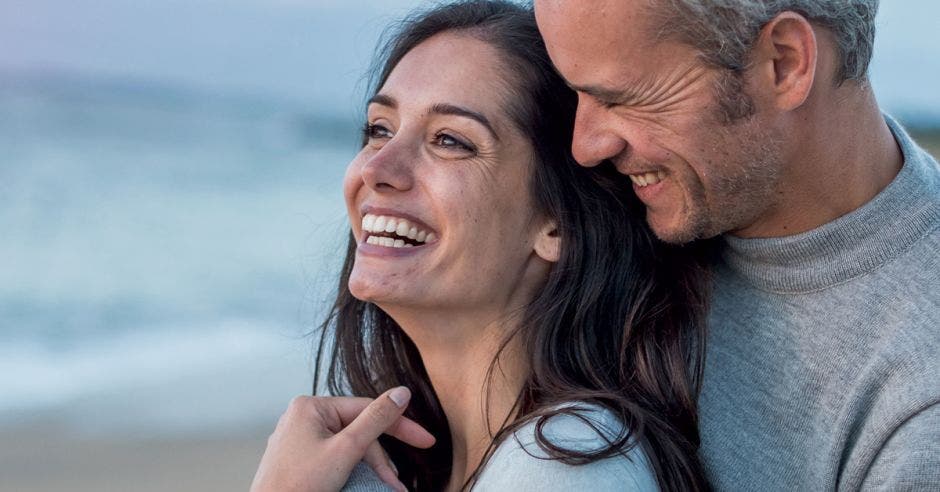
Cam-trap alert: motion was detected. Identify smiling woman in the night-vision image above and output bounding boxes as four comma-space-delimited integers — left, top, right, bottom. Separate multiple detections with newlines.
251, 2, 712, 491
345, 33, 553, 316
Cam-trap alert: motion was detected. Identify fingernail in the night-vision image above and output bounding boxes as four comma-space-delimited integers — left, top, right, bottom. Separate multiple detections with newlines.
388, 386, 410, 408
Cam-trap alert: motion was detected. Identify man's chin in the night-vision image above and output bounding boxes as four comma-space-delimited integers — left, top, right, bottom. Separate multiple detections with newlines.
647, 211, 712, 245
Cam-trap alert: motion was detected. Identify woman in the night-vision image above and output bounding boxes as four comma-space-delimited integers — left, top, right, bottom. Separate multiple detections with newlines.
252, 1, 710, 490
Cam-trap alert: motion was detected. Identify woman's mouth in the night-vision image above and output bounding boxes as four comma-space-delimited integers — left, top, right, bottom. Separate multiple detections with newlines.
361, 213, 437, 248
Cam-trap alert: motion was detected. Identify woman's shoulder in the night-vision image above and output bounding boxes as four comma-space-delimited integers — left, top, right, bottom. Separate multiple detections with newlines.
473, 402, 659, 491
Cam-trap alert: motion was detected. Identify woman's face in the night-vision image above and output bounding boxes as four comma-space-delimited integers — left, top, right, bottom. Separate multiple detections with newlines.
343, 33, 557, 316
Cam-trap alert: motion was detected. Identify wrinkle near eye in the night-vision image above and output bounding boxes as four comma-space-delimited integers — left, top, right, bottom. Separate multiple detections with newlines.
619, 63, 710, 113
464, 151, 502, 185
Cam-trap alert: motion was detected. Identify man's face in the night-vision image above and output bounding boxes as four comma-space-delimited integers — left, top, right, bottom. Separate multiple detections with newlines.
535, 0, 784, 243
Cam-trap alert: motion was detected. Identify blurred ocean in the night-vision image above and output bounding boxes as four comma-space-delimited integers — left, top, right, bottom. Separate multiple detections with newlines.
0, 71, 358, 436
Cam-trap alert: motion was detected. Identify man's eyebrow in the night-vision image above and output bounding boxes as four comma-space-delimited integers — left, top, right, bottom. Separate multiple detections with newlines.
429, 103, 500, 141
569, 83, 638, 104
367, 93, 397, 108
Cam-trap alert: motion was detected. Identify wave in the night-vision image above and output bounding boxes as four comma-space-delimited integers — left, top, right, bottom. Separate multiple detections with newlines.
0, 68, 362, 148
0, 318, 316, 435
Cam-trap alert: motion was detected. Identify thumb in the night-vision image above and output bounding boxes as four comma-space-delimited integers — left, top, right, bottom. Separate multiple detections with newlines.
335, 386, 412, 454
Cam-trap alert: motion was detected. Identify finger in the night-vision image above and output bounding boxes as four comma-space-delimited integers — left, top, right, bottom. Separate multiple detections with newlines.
335, 386, 412, 454
363, 442, 406, 492
383, 414, 436, 449
329, 395, 436, 449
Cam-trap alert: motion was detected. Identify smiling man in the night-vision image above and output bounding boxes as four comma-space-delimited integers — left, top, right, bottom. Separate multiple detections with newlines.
535, 0, 940, 490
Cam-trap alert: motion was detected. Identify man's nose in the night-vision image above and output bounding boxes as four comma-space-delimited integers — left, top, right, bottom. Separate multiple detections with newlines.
360, 139, 415, 192
571, 94, 629, 168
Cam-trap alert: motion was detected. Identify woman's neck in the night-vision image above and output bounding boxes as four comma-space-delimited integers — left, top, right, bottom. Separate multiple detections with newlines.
386, 308, 527, 491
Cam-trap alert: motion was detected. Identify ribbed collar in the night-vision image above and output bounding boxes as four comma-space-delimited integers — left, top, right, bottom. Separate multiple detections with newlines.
720, 115, 940, 294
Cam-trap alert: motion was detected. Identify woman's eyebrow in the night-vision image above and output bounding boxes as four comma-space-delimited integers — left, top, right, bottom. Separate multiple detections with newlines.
367, 95, 500, 141
368, 93, 397, 108
428, 103, 500, 141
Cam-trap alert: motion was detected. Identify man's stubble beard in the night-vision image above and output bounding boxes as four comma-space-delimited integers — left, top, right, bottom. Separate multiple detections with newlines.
659, 109, 784, 244
703, 121, 784, 239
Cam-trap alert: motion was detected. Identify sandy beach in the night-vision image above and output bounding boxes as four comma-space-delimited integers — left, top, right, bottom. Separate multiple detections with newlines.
0, 423, 269, 492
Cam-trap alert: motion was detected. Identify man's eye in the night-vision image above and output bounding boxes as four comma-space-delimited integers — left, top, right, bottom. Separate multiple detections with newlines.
433, 132, 475, 152
363, 123, 392, 139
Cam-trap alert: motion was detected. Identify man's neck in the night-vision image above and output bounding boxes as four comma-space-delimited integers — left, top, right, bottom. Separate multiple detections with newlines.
733, 85, 903, 239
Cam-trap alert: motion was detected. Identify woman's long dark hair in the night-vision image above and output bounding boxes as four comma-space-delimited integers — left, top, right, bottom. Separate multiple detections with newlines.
314, 1, 712, 490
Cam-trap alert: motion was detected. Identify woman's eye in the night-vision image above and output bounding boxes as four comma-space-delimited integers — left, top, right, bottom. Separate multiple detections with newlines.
433, 132, 475, 152
363, 123, 392, 140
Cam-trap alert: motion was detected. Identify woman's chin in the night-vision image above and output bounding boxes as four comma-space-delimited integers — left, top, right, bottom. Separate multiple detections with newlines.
347, 281, 378, 303
348, 276, 408, 307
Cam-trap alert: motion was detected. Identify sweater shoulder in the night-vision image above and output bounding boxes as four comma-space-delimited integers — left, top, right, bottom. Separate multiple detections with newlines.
474, 403, 659, 491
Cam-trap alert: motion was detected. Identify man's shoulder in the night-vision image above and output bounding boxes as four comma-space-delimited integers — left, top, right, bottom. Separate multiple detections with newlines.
870, 217, 940, 320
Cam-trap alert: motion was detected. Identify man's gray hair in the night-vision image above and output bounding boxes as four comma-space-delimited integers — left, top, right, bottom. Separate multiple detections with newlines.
653, 0, 879, 83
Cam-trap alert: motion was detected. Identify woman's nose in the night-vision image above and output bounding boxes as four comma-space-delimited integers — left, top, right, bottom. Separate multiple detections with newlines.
360, 141, 415, 192
571, 94, 629, 168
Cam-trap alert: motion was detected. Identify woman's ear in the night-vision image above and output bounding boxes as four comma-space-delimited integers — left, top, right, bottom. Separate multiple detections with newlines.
533, 220, 561, 263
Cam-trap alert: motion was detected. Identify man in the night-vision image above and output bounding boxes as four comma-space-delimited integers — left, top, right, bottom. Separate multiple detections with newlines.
534, 0, 940, 490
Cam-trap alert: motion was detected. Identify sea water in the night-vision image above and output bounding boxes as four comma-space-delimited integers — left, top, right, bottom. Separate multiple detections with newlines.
0, 74, 358, 436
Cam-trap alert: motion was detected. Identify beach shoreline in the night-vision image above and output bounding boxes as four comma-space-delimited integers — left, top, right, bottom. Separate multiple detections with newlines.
0, 422, 269, 492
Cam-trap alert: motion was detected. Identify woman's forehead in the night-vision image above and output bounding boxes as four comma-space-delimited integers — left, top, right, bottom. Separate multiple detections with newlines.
379, 33, 516, 117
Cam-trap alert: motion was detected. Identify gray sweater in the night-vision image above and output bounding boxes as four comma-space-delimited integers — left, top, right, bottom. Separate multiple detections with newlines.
699, 116, 940, 491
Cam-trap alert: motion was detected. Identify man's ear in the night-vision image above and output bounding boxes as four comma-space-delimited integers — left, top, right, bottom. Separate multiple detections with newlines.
534, 220, 561, 263
750, 11, 817, 111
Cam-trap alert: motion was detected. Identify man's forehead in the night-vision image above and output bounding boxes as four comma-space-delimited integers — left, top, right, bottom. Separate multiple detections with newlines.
535, 0, 661, 52
536, 1, 710, 106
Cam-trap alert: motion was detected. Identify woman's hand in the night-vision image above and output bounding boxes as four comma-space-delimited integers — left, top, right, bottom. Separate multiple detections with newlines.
250, 387, 436, 492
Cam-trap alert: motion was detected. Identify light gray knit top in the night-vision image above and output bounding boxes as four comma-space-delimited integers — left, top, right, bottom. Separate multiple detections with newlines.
699, 116, 940, 491
342, 403, 658, 491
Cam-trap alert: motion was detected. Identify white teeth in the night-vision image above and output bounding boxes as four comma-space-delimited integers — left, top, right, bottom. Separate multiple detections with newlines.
393, 239, 405, 248
373, 216, 387, 232
630, 171, 665, 187
360, 213, 438, 246
396, 221, 410, 237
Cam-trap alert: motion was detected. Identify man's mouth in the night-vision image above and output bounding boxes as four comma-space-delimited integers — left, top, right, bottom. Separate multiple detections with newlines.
361, 213, 437, 249
628, 171, 666, 187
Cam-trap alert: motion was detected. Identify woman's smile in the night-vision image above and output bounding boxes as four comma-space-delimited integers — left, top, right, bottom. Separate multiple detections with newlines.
356, 209, 439, 256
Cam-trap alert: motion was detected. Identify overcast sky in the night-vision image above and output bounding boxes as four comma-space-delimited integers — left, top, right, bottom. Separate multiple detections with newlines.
1, 0, 938, 121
